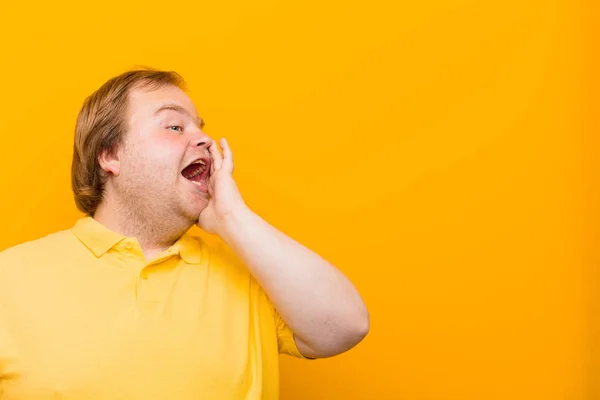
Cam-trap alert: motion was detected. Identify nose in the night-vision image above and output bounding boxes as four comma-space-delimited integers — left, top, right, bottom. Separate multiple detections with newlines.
190, 131, 211, 149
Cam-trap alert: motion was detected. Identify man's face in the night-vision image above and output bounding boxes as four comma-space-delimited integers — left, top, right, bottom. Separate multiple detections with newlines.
111, 84, 213, 223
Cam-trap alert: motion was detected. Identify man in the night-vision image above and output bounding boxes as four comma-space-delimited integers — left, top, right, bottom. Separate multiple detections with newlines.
0, 69, 369, 399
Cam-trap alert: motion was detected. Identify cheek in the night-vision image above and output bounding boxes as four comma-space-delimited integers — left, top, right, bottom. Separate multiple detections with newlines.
154, 133, 187, 151
136, 137, 185, 173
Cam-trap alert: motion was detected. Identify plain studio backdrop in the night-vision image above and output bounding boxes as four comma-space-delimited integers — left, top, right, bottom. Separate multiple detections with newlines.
0, 0, 596, 399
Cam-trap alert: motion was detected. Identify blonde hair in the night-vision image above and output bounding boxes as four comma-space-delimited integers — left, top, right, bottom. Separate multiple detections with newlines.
71, 68, 186, 215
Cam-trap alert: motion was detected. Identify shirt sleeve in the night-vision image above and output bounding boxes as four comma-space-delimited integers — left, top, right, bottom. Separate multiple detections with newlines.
214, 240, 312, 360
274, 308, 311, 359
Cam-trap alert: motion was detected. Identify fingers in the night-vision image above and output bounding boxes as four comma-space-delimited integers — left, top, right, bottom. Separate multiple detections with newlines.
220, 138, 234, 174
209, 139, 223, 172
208, 138, 234, 175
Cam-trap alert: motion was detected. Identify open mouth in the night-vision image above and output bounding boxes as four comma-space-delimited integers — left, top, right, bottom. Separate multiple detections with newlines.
181, 158, 210, 186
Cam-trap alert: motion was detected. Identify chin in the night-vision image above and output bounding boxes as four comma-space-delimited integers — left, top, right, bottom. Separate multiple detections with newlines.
176, 184, 209, 219
182, 199, 209, 221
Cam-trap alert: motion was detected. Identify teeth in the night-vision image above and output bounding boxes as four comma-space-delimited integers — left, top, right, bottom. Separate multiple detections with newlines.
182, 159, 208, 180
189, 165, 205, 178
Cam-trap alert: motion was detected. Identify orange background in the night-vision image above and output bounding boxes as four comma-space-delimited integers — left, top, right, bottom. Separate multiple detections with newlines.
0, 0, 594, 399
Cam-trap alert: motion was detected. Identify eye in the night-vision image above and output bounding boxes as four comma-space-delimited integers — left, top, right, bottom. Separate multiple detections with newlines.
167, 125, 184, 133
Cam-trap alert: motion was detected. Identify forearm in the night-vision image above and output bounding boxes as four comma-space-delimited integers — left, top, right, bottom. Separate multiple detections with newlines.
219, 206, 369, 357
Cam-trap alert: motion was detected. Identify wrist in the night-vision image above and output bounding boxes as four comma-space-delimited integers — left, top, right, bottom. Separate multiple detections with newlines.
218, 204, 254, 243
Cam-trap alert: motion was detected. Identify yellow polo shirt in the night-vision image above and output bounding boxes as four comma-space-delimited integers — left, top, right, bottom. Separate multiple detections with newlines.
0, 217, 305, 399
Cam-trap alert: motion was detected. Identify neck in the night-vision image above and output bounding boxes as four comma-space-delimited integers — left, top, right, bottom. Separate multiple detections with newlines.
93, 191, 193, 260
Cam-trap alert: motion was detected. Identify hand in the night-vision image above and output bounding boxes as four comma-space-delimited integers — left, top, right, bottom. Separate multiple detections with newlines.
196, 138, 248, 236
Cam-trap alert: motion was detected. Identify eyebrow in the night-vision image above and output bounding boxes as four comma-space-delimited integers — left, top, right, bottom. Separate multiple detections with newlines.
153, 103, 205, 129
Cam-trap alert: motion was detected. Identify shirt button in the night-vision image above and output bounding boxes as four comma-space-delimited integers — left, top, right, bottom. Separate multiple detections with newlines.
125, 242, 133, 250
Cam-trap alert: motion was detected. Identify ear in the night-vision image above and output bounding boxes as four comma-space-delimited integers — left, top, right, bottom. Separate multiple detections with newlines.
98, 146, 121, 177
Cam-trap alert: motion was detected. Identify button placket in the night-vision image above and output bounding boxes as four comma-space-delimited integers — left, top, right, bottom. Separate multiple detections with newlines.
122, 243, 179, 312
135, 263, 149, 304
138, 256, 180, 314
121, 241, 146, 303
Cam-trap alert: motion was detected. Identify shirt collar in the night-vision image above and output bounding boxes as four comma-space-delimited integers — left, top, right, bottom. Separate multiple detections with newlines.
71, 216, 125, 257
71, 216, 204, 264
170, 234, 203, 264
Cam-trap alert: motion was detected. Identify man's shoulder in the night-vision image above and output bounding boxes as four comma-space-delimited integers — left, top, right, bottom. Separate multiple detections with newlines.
0, 229, 76, 269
